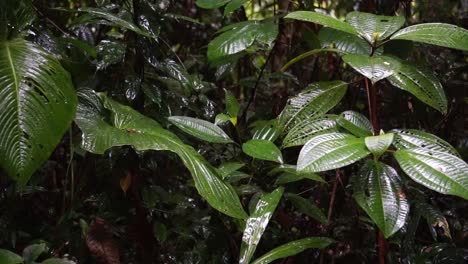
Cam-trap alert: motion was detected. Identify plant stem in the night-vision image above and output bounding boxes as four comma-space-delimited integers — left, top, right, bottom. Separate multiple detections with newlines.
378, 230, 387, 264
364, 78, 380, 134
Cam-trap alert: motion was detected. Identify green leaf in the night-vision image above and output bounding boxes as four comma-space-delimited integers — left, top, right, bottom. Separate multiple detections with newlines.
251, 120, 281, 141
342, 54, 400, 84
77, 7, 153, 39
196, 0, 230, 9
414, 200, 451, 239
224, 0, 247, 15
270, 165, 325, 184
297, 133, 370, 172
386, 59, 447, 114
352, 160, 409, 238
337, 111, 373, 137
239, 187, 284, 264
217, 162, 245, 178
251, 237, 334, 264
208, 20, 277, 62
345, 12, 405, 43
0, 39, 77, 185
390, 129, 459, 157
215, 113, 231, 125
390, 23, 468, 51
285, 193, 327, 223
394, 148, 468, 200
283, 115, 339, 148
242, 139, 283, 163
319, 28, 373, 55
23, 243, 46, 263
285, 11, 358, 35
278, 81, 347, 131
41, 259, 76, 264
365, 133, 394, 158
225, 89, 240, 118
168, 116, 233, 144
0, 249, 23, 264
75, 90, 247, 219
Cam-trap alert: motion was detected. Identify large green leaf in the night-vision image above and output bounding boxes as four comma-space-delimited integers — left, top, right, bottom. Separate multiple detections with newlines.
319, 28, 374, 55
284, 11, 358, 35
342, 54, 400, 83
297, 132, 370, 172
394, 148, 468, 200
336, 111, 373, 137
285, 193, 327, 223
278, 81, 347, 131
239, 187, 284, 264
345, 12, 405, 43
0, 249, 22, 264
390, 23, 468, 51
352, 160, 409, 238
386, 59, 447, 114
365, 133, 394, 159
282, 115, 339, 148
242, 139, 283, 163
0, 39, 77, 184
208, 20, 277, 62
74, 90, 247, 219
168, 116, 233, 143
390, 129, 459, 157
250, 237, 334, 264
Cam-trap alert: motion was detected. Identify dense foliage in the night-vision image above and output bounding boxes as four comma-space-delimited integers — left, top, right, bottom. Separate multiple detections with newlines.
0, 0, 468, 263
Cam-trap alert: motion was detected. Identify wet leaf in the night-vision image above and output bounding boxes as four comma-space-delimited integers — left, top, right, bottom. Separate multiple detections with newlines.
342, 54, 400, 84
337, 111, 373, 137
365, 133, 394, 159
242, 140, 283, 163
345, 12, 405, 43
168, 116, 234, 143
285, 11, 357, 35
391, 129, 459, 157
283, 115, 339, 148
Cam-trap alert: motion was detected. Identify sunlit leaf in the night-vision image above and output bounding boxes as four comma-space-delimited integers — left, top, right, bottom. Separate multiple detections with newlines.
285, 193, 327, 223
365, 133, 394, 159
297, 133, 370, 172
251, 237, 333, 264
0, 39, 77, 185
239, 187, 284, 264
168, 116, 233, 143
279, 81, 347, 131
390, 129, 459, 157
394, 148, 468, 200
337, 111, 373, 137
391, 23, 468, 51
282, 115, 339, 148
285, 11, 358, 35
352, 160, 409, 238
242, 139, 283, 163
342, 54, 400, 84
345, 12, 405, 43
75, 90, 247, 219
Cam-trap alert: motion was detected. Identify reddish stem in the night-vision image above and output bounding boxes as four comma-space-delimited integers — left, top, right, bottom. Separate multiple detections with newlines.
364, 78, 380, 135
378, 230, 388, 264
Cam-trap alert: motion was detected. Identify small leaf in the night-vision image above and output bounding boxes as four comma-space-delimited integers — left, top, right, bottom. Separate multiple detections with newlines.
252, 120, 281, 141
337, 111, 373, 137
225, 89, 240, 118
217, 162, 245, 178
285, 11, 358, 35
342, 54, 400, 84
390, 23, 468, 51
390, 129, 459, 157
251, 237, 334, 264
297, 133, 370, 172
168, 116, 233, 143
352, 160, 409, 238
0, 249, 23, 264
394, 148, 468, 200
365, 133, 394, 158
270, 165, 325, 184
285, 193, 327, 223
242, 140, 283, 163
414, 200, 451, 239
215, 113, 231, 125
239, 187, 284, 264
196, 0, 230, 9
279, 81, 347, 131
386, 59, 447, 114
282, 115, 339, 148
224, 0, 247, 15
345, 12, 405, 43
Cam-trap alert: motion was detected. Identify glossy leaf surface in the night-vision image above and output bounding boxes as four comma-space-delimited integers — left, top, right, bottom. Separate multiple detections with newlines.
242, 140, 283, 163
279, 81, 347, 131
252, 120, 281, 141
352, 160, 409, 238
168, 116, 233, 143
75, 90, 247, 219
342, 54, 399, 83
297, 133, 370, 172
386, 59, 447, 113
240, 187, 284, 264
0, 249, 22, 264
285, 193, 327, 223
337, 111, 373, 137
394, 148, 468, 200
391, 23, 468, 51
285, 11, 357, 35
0, 39, 77, 184
365, 133, 394, 158
319, 28, 372, 55
251, 237, 334, 264
283, 115, 339, 148
346, 12, 405, 43
391, 129, 459, 157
